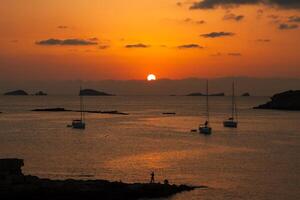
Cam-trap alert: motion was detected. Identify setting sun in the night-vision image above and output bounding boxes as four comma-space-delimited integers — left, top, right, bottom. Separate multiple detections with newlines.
147, 74, 157, 81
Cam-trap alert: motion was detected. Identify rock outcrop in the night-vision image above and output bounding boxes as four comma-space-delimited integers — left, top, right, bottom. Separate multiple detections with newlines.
32, 108, 70, 112
79, 89, 114, 96
0, 158, 205, 200
254, 90, 300, 110
31, 108, 129, 115
187, 92, 225, 96
242, 92, 250, 97
35, 91, 48, 96
4, 90, 28, 96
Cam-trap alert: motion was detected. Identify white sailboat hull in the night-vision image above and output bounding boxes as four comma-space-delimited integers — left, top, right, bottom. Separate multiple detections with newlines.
223, 120, 238, 128
199, 126, 212, 135
72, 120, 86, 129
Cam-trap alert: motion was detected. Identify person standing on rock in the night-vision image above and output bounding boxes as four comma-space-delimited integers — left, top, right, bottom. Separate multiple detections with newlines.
150, 171, 155, 183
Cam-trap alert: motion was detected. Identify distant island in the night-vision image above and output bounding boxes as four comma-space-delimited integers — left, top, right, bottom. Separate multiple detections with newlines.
35, 91, 48, 96
80, 89, 114, 96
254, 90, 300, 110
242, 92, 250, 97
31, 108, 129, 115
0, 158, 205, 200
4, 90, 28, 96
187, 92, 225, 96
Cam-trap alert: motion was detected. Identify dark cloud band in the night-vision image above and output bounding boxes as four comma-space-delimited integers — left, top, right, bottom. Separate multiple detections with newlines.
36, 38, 98, 46
190, 0, 300, 10
177, 44, 203, 49
201, 32, 235, 38
125, 43, 149, 48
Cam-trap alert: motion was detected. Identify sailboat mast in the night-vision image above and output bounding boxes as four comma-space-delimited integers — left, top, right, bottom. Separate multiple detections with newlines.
80, 86, 83, 121
232, 81, 235, 119
206, 80, 209, 123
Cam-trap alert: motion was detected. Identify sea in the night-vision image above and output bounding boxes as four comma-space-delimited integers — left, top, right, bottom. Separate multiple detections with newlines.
0, 95, 299, 200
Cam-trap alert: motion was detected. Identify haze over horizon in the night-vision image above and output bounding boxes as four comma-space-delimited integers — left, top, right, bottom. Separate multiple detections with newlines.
1, 77, 299, 96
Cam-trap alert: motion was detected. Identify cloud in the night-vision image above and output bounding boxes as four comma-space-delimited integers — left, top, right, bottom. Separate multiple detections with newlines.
190, 0, 300, 10
190, 0, 260, 9
183, 18, 206, 24
278, 23, 298, 30
268, 14, 279, 19
89, 37, 99, 41
125, 43, 149, 48
201, 32, 235, 38
57, 25, 68, 29
177, 2, 183, 7
99, 45, 110, 50
210, 52, 222, 56
223, 13, 245, 21
288, 16, 300, 23
177, 44, 204, 49
228, 53, 242, 56
36, 38, 98, 46
196, 20, 206, 24
256, 39, 271, 42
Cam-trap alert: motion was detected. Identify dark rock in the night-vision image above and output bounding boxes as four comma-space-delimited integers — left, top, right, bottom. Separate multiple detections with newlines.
0, 158, 24, 176
187, 92, 204, 96
79, 89, 114, 96
242, 92, 250, 97
162, 112, 176, 115
254, 90, 300, 110
187, 92, 225, 96
32, 108, 70, 112
210, 93, 225, 96
31, 108, 129, 115
99, 110, 129, 115
4, 90, 28, 96
35, 91, 48, 96
0, 158, 204, 200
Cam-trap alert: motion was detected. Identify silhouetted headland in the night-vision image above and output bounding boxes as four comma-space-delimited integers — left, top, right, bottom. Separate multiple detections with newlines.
254, 90, 300, 110
242, 92, 250, 97
35, 91, 48, 96
0, 158, 204, 200
80, 89, 114, 96
31, 108, 129, 115
162, 112, 176, 115
4, 90, 28, 96
32, 108, 71, 112
187, 92, 225, 96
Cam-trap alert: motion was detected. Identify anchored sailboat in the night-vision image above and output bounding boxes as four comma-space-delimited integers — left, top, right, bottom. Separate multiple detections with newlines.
223, 81, 238, 128
71, 86, 86, 129
199, 80, 212, 135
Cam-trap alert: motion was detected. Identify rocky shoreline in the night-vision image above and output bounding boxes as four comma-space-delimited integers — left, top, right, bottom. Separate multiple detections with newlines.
31, 108, 129, 115
0, 159, 204, 200
254, 90, 300, 110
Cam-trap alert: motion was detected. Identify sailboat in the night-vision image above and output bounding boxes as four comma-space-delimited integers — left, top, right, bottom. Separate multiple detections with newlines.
71, 87, 86, 129
199, 80, 212, 135
223, 81, 238, 128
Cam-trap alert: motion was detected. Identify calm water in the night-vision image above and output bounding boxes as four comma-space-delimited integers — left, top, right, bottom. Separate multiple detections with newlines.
0, 96, 299, 200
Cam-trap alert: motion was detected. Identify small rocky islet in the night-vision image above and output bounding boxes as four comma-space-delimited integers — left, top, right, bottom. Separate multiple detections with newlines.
0, 158, 205, 200
4, 90, 28, 96
79, 89, 114, 96
187, 92, 225, 96
241, 92, 250, 97
31, 108, 129, 115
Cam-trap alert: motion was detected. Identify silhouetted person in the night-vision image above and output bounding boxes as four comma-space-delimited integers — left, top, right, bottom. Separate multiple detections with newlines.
150, 171, 155, 183
204, 120, 208, 127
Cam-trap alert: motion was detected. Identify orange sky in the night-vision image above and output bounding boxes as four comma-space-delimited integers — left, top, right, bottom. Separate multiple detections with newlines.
0, 0, 300, 80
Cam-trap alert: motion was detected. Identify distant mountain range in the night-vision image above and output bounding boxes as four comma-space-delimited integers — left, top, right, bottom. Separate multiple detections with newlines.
0, 77, 299, 96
